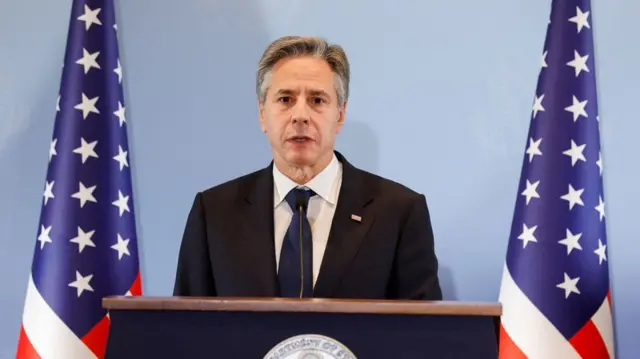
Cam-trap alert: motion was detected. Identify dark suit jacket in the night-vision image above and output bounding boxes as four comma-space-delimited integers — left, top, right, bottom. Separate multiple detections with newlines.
173, 151, 442, 300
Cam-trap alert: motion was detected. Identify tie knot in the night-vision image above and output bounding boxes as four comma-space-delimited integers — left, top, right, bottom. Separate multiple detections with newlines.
285, 187, 315, 213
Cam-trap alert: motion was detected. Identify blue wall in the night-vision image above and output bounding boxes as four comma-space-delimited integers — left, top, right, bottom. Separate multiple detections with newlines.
1, 0, 637, 357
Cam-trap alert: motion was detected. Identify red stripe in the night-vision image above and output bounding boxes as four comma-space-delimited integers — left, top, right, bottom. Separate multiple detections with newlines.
15, 325, 41, 359
80, 270, 142, 357
498, 324, 528, 359
569, 320, 610, 359
607, 290, 612, 308
82, 315, 111, 358
129, 270, 142, 296
79, 272, 142, 358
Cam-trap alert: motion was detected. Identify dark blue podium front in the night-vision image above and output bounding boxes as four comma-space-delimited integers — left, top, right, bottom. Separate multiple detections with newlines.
102, 297, 501, 359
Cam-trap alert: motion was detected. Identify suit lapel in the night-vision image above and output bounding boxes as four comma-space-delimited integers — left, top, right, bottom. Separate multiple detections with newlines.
241, 165, 279, 296
313, 152, 375, 297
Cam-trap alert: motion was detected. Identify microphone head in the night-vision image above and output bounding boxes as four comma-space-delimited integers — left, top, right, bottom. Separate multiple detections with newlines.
295, 191, 310, 212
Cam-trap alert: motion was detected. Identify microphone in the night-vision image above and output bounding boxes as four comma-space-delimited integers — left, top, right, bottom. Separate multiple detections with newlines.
295, 191, 309, 213
295, 191, 310, 298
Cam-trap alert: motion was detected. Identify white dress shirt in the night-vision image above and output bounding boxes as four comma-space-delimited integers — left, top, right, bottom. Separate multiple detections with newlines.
272, 153, 343, 288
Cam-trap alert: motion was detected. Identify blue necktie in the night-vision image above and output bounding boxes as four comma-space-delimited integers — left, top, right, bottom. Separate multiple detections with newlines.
278, 188, 314, 298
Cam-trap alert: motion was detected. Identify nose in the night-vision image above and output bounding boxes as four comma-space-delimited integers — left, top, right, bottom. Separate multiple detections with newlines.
291, 99, 310, 125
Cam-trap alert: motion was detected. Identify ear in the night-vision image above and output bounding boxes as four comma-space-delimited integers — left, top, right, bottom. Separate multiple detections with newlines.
258, 100, 267, 133
336, 100, 347, 133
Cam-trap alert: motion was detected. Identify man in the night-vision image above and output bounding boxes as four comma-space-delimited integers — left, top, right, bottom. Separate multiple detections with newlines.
173, 36, 442, 300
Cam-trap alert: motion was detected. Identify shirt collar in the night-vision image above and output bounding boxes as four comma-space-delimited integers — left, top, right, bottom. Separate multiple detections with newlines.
273, 153, 341, 207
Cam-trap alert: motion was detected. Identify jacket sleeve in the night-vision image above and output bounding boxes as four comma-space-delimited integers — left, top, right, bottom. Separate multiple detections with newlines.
387, 193, 443, 300
173, 192, 217, 296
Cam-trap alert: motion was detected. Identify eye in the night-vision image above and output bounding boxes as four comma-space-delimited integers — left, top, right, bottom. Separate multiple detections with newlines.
278, 96, 291, 103
312, 97, 325, 104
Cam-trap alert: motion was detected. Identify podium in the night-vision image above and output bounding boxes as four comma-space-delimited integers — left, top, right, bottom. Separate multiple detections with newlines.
102, 296, 501, 358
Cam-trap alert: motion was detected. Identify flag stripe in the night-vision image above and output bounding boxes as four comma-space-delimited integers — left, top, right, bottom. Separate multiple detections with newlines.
16, 325, 41, 359
591, 297, 616, 358
498, 266, 581, 358
22, 274, 97, 359
81, 315, 110, 358
129, 270, 142, 296
498, 324, 527, 359
569, 320, 610, 359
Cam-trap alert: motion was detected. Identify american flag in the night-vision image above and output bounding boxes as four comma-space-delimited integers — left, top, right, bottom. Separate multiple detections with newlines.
15, 0, 142, 358
498, 0, 616, 358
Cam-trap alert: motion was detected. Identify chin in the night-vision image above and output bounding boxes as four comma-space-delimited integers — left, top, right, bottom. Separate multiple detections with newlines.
285, 152, 317, 167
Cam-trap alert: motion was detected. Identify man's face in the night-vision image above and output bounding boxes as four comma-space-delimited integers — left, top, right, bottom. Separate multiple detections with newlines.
259, 56, 346, 169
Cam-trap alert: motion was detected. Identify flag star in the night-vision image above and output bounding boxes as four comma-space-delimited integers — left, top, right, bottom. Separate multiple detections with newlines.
556, 273, 580, 299
596, 152, 603, 175
77, 4, 102, 31
526, 137, 543, 162
71, 181, 97, 208
112, 190, 130, 216
562, 139, 586, 166
541, 50, 548, 68
532, 94, 545, 119
568, 6, 590, 33
521, 179, 540, 205
49, 138, 58, 161
567, 50, 590, 77
114, 59, 123, 84
594, 239, 607, 265
113, 145, 129, 170
43, 180, 55, 206
74, 93, 100, 119
113, 23, 117, 31
558, 229, 583, 255
561, 184, 584, 210
37, 225, 53, 249
56, 95, 61, 112
111, 234, 131, 260
75, 48, 101, 74
72, 137, 99, 163
69, 226, 96, 253
517, 223, 538, 248
595, 196, 605, 221
68, 271, 94, 297
113, 101, 126, 126
564, 95, 588, 122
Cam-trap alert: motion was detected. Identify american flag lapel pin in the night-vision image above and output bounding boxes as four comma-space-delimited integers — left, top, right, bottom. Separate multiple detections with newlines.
351, 214, 362, 222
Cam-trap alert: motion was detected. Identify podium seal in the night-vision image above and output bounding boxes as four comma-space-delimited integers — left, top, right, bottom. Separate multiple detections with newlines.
263, 334, 357, 359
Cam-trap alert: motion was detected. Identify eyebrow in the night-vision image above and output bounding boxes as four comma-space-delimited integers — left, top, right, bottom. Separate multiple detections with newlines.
274, 89, 330, 98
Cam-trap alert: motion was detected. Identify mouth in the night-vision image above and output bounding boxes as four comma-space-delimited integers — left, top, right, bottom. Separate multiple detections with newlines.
287, 135, 313, 144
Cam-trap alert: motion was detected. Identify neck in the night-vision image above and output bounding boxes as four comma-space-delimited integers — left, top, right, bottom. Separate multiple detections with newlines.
274, 151, 333, 185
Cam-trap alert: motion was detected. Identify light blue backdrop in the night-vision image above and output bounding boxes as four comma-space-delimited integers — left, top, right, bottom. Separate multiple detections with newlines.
1, 0, 637, 357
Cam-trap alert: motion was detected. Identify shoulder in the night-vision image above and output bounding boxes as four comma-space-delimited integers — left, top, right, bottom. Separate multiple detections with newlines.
194, 166, 269, 205
349, 166, 433, 235
354, 166, 425, 203
344, 163, 430, 227
336, 150, 427, 210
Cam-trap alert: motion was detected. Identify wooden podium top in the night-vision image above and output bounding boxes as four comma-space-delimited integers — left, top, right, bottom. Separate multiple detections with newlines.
102, 296, 502, 317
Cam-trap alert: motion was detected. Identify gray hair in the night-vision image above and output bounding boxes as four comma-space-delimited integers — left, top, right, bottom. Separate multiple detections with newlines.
256, 36, 350, 107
